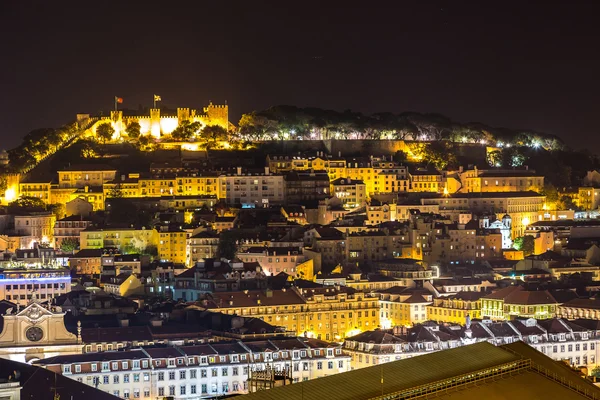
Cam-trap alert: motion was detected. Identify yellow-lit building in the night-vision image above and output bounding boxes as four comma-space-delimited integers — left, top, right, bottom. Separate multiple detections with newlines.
331, 178, 367, 208
203, 287, 380, 341
379, 289, 433, 328
19, 181, 51, 202
409, 166, 443, 193
157, 228, 188, 264
460, 167, 544, 193
427, 291, 484, 324
80, 227, 159, 251
481, 285, 558, 321
578, 187, 600, 211
57, 164, 117, 188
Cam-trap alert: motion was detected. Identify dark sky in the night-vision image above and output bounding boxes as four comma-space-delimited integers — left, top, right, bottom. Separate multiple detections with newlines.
1, 1, 599, 149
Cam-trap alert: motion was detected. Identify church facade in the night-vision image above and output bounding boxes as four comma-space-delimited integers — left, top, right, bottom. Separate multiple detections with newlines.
0, 302, 82, 363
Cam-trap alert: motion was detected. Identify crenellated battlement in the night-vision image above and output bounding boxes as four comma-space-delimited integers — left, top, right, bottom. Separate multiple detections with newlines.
82, 100, 231, 142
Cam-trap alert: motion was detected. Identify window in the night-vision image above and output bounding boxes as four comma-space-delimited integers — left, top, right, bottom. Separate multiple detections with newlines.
113, 376, 119, 384
133, 389, 140, 399
91, 364, 97, 372
75, 365, 81, 373
133, 373, 140, 382
169, 371, 175, 380
232, 367, 239, 376
212, 368, 218, 377
158, 372, 164, 381
143, 389, 150, 398
123, 390, 130, 399
202, 384, 208, 394
190, 370, 197, 379
124, 374, 130, 383
103, 376, 109, 384
180, 370, 186, 379
158, 388, 164, 396
169, 386, 176, 396
201, 369, 207, 378
133, 360, 140, 369
143, 373, 149, 382
191, 385, 197, 394
328, 361, 333, 369
122, 361, 128, 369
317, 362, 323, 370
62, 365, 71, 374
339, 360, 344, 368
180, 385, 186, 395
222, 367, 228, 376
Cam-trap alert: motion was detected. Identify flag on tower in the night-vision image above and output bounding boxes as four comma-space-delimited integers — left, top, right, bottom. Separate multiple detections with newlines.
154, 94, 161, 102
115, 97, 123, 104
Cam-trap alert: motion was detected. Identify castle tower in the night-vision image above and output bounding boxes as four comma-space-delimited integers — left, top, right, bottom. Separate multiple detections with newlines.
203, 102, 229, 130
110, 111, 124, 139
177, 108, 190, 125
150, 108, 161, 138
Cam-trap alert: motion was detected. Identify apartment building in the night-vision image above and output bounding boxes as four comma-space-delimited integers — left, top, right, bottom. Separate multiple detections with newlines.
35, 338, 350, 399
460, 167, 544, 193
187, 231, 219, 265
14, 212, 57, 248
54, 215, 92, 248
343, 318, 600, 371
481, 285, 558, 321
0, 267, 71, 305
219, 168, 285, 206
80, 228, 159, 251
58, 164, 117, 188
331, 178, 367, 208
421, 191, 546, 237
202, 287, 380, 341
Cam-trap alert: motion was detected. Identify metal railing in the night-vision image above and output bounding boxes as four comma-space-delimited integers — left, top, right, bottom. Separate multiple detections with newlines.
369, 359, 531, 400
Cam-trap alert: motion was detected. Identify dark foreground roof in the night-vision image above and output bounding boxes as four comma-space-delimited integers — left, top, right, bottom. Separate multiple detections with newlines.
236, 341, 600, 400
0, 357, 118, 400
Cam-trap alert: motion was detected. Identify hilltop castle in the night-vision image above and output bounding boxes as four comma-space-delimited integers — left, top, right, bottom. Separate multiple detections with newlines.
77, 102, 230, 140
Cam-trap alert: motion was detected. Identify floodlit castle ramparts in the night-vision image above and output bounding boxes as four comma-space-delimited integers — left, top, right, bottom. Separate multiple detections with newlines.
80, 102, 230, 140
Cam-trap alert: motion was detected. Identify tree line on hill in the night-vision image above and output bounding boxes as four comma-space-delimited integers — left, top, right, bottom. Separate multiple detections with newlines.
237, 105, 564, 150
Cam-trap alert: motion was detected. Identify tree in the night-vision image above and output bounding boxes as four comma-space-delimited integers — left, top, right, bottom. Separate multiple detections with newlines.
125, 122, 141, 140
217, 230, 239, 260
7, 196, 47, 213
107, 184, 124, 199
48, 203, 66, 219
142, 245, 158, 257
591, 366, 600, 378
171, 120, 201, 141
513, 235, 535, 256
487, 150, 503, 167
60, 237, 80, 253
96, 123, 115, 144
201, 125, 228, 147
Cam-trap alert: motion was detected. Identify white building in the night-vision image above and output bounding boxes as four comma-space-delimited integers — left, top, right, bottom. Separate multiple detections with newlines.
34, 337, 350, 399
219, 167, 285, 207
344, 318, 600, 372
0, 267, 71, 306
14, 212, 57, 248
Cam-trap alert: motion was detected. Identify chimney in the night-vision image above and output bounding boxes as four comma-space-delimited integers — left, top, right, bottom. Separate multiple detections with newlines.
265, 166, 270, 175
236, 166, 242, 175
121, 174, 126, 181
338, 151, 341, 157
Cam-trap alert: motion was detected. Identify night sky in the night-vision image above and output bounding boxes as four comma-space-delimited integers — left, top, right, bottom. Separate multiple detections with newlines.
1, 1, 599, 149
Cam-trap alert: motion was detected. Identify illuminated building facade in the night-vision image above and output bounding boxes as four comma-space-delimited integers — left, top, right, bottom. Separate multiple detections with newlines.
331, 178, 366, 208
481, 285, 558, 320
202, 287, 380, 341
34, 337, 349, 398
0, 267, 71, 305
